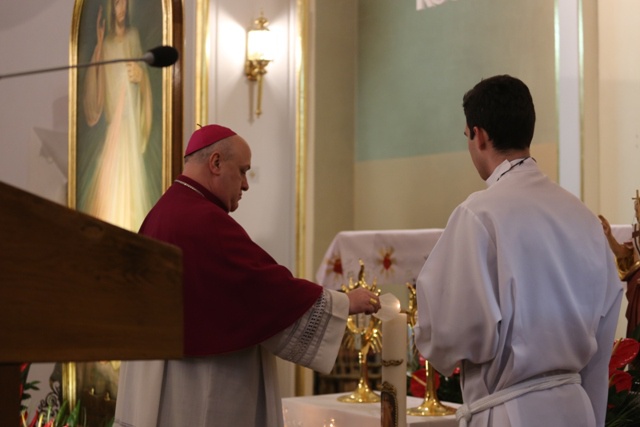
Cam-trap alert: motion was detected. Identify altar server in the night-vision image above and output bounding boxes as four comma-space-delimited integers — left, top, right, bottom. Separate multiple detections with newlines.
114, 125, 381, 427
414, 75, 622, 427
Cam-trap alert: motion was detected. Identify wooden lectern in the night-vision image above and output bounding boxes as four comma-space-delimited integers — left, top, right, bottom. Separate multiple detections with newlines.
0, 181, 183, 426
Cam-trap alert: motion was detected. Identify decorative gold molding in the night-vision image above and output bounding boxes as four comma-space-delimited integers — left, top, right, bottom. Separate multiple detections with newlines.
195, 0, 209, 127
61, 354, 76, 409
162, 0, 174, 190
65, 0, 82, 407
295, 0, 310, 282
294, 0, 310, 397
67, 0, 82, 210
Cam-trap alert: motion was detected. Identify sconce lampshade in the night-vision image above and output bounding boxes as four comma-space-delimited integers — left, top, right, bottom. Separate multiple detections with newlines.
247, 16, 275, 62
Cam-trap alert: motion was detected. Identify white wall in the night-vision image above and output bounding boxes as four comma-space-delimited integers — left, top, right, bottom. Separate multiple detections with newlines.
0, 0, 72, 203
204, 0, 298, 271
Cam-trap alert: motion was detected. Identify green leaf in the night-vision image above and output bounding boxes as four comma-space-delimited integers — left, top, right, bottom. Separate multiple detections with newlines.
66, 399, 82, 427
54, 400, 69, 427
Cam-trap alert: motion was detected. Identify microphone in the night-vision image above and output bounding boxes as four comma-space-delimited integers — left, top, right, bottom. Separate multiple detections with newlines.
142, 45, 179, 68
0, 45, 179, 80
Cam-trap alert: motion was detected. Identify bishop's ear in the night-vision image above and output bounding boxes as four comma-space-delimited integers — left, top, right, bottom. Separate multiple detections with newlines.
209, 152, 222, 174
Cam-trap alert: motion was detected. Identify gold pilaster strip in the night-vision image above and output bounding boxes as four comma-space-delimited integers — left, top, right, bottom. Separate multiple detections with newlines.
68, 0, 83, 210
195, 0, 209, 127
295, 0, 311, 397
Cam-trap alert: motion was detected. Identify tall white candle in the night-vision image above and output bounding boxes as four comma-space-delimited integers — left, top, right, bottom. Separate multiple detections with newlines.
381, 311, 407, 427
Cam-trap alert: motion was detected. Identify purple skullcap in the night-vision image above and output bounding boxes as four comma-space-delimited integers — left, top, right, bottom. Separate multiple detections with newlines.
184, 125, 237, 157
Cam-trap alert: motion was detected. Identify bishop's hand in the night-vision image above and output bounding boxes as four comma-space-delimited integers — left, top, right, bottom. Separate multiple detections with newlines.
347, 287, 381, 315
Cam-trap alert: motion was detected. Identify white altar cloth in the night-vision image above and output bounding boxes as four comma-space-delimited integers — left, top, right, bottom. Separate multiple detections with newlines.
315, 229, 444, 291
315, 226, 632, 292
282, 393, 459, 427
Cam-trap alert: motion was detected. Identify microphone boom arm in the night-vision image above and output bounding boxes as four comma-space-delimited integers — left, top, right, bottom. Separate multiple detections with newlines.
0, 46, 178, 80
0, 57, 146, 80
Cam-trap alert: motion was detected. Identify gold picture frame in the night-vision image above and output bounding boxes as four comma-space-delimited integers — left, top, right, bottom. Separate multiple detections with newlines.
66, 0, 183, 423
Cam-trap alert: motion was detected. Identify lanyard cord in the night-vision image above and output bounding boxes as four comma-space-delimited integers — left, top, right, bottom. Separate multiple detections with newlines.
497, 156, 531, 181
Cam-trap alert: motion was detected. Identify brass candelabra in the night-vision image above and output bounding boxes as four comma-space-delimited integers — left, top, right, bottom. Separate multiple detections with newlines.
406, 284, 456, 416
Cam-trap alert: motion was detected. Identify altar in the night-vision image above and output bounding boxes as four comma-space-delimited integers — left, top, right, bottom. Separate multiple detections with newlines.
309, 224, 634, 419
283, 393, 459, 427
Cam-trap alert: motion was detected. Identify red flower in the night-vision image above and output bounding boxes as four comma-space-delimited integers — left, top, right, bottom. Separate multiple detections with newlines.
608, 338, 639, 395
610, 370, 633, 393
608, 338, 639, 389
609, 338, 639, 372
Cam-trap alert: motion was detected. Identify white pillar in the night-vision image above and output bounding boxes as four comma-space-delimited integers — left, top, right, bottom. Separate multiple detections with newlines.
556, 0, 582, 198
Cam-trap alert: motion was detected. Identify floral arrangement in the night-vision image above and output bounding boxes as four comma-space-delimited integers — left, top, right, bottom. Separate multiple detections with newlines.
21, 399, 82, 427
606, 336, 640, 427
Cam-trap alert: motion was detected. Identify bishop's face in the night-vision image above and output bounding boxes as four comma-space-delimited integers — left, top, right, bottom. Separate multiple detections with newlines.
218, 136, 251, 212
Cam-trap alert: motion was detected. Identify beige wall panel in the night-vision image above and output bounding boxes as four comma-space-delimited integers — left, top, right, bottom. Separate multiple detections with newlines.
354, 143, 558, 231
311, 0, 358, 273
598, 0, 640, 223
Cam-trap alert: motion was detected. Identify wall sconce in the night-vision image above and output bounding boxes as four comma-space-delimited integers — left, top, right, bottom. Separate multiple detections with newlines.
245, 13, 275, 117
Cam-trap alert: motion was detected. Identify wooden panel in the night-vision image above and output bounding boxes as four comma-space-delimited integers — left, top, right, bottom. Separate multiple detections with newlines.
0, 364, 20, 427
0, 181, 183, 363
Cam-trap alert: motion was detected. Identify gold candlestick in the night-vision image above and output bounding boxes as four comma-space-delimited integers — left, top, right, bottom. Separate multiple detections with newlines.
338, 261, 381, 403
407, 360, 456, 416
406, 284, 456, 416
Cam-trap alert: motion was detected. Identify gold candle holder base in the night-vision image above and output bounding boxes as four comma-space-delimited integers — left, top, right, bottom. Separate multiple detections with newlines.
407, 362, 456, 416
406, 397, 456, 416
337, 379, 380, 403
